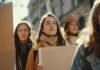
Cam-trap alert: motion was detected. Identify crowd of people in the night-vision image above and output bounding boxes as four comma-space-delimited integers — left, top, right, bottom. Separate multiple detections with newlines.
14, 0, 100, 70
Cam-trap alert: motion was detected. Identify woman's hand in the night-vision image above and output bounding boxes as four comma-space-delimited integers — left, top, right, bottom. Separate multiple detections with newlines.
37, 64, 44, 70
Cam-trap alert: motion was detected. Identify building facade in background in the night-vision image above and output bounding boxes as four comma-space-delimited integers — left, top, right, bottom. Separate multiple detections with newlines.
28, 0, 94, 31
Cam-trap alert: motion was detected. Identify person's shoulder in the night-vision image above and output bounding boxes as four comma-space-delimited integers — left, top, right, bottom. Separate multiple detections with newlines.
29, 48, 34, 54
79, 45, 85, 52
78, 45, 92, 57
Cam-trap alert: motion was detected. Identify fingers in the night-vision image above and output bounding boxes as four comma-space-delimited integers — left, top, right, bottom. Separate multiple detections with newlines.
37, 64, 43, 70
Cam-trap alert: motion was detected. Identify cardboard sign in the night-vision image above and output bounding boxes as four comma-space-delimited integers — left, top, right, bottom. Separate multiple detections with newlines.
39, 46, 77, 70
0, 2, 15, 70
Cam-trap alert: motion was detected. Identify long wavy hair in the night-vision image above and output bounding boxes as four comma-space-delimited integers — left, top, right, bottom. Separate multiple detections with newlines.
37, 12, 65, 46
88, 2, 100, 48
76, 0, 100, 47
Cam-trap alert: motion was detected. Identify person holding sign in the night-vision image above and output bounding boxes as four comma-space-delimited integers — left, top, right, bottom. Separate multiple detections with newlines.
26, 12, 66, 70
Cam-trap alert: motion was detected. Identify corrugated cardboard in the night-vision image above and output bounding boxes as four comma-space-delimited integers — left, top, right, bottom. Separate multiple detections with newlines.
39, 46, 77, 70
0, 3, 15, 70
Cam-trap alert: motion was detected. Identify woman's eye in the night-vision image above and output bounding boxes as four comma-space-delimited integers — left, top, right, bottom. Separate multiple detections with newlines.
46, 22, 50, 25
24, 29, 28, 32
19, 29, 22, 32
53, 22, 56, 24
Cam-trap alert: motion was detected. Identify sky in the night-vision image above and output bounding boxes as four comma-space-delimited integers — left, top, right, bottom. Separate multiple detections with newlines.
5, 0, 30, 30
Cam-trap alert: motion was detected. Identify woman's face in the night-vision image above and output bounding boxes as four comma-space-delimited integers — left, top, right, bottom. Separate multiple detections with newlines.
66, 22, 78, 34
42, 16, 57, 36
17, 24, 30, 43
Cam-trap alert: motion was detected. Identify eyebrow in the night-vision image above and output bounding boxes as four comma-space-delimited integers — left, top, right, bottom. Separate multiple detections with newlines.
45, 21, 56, 22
